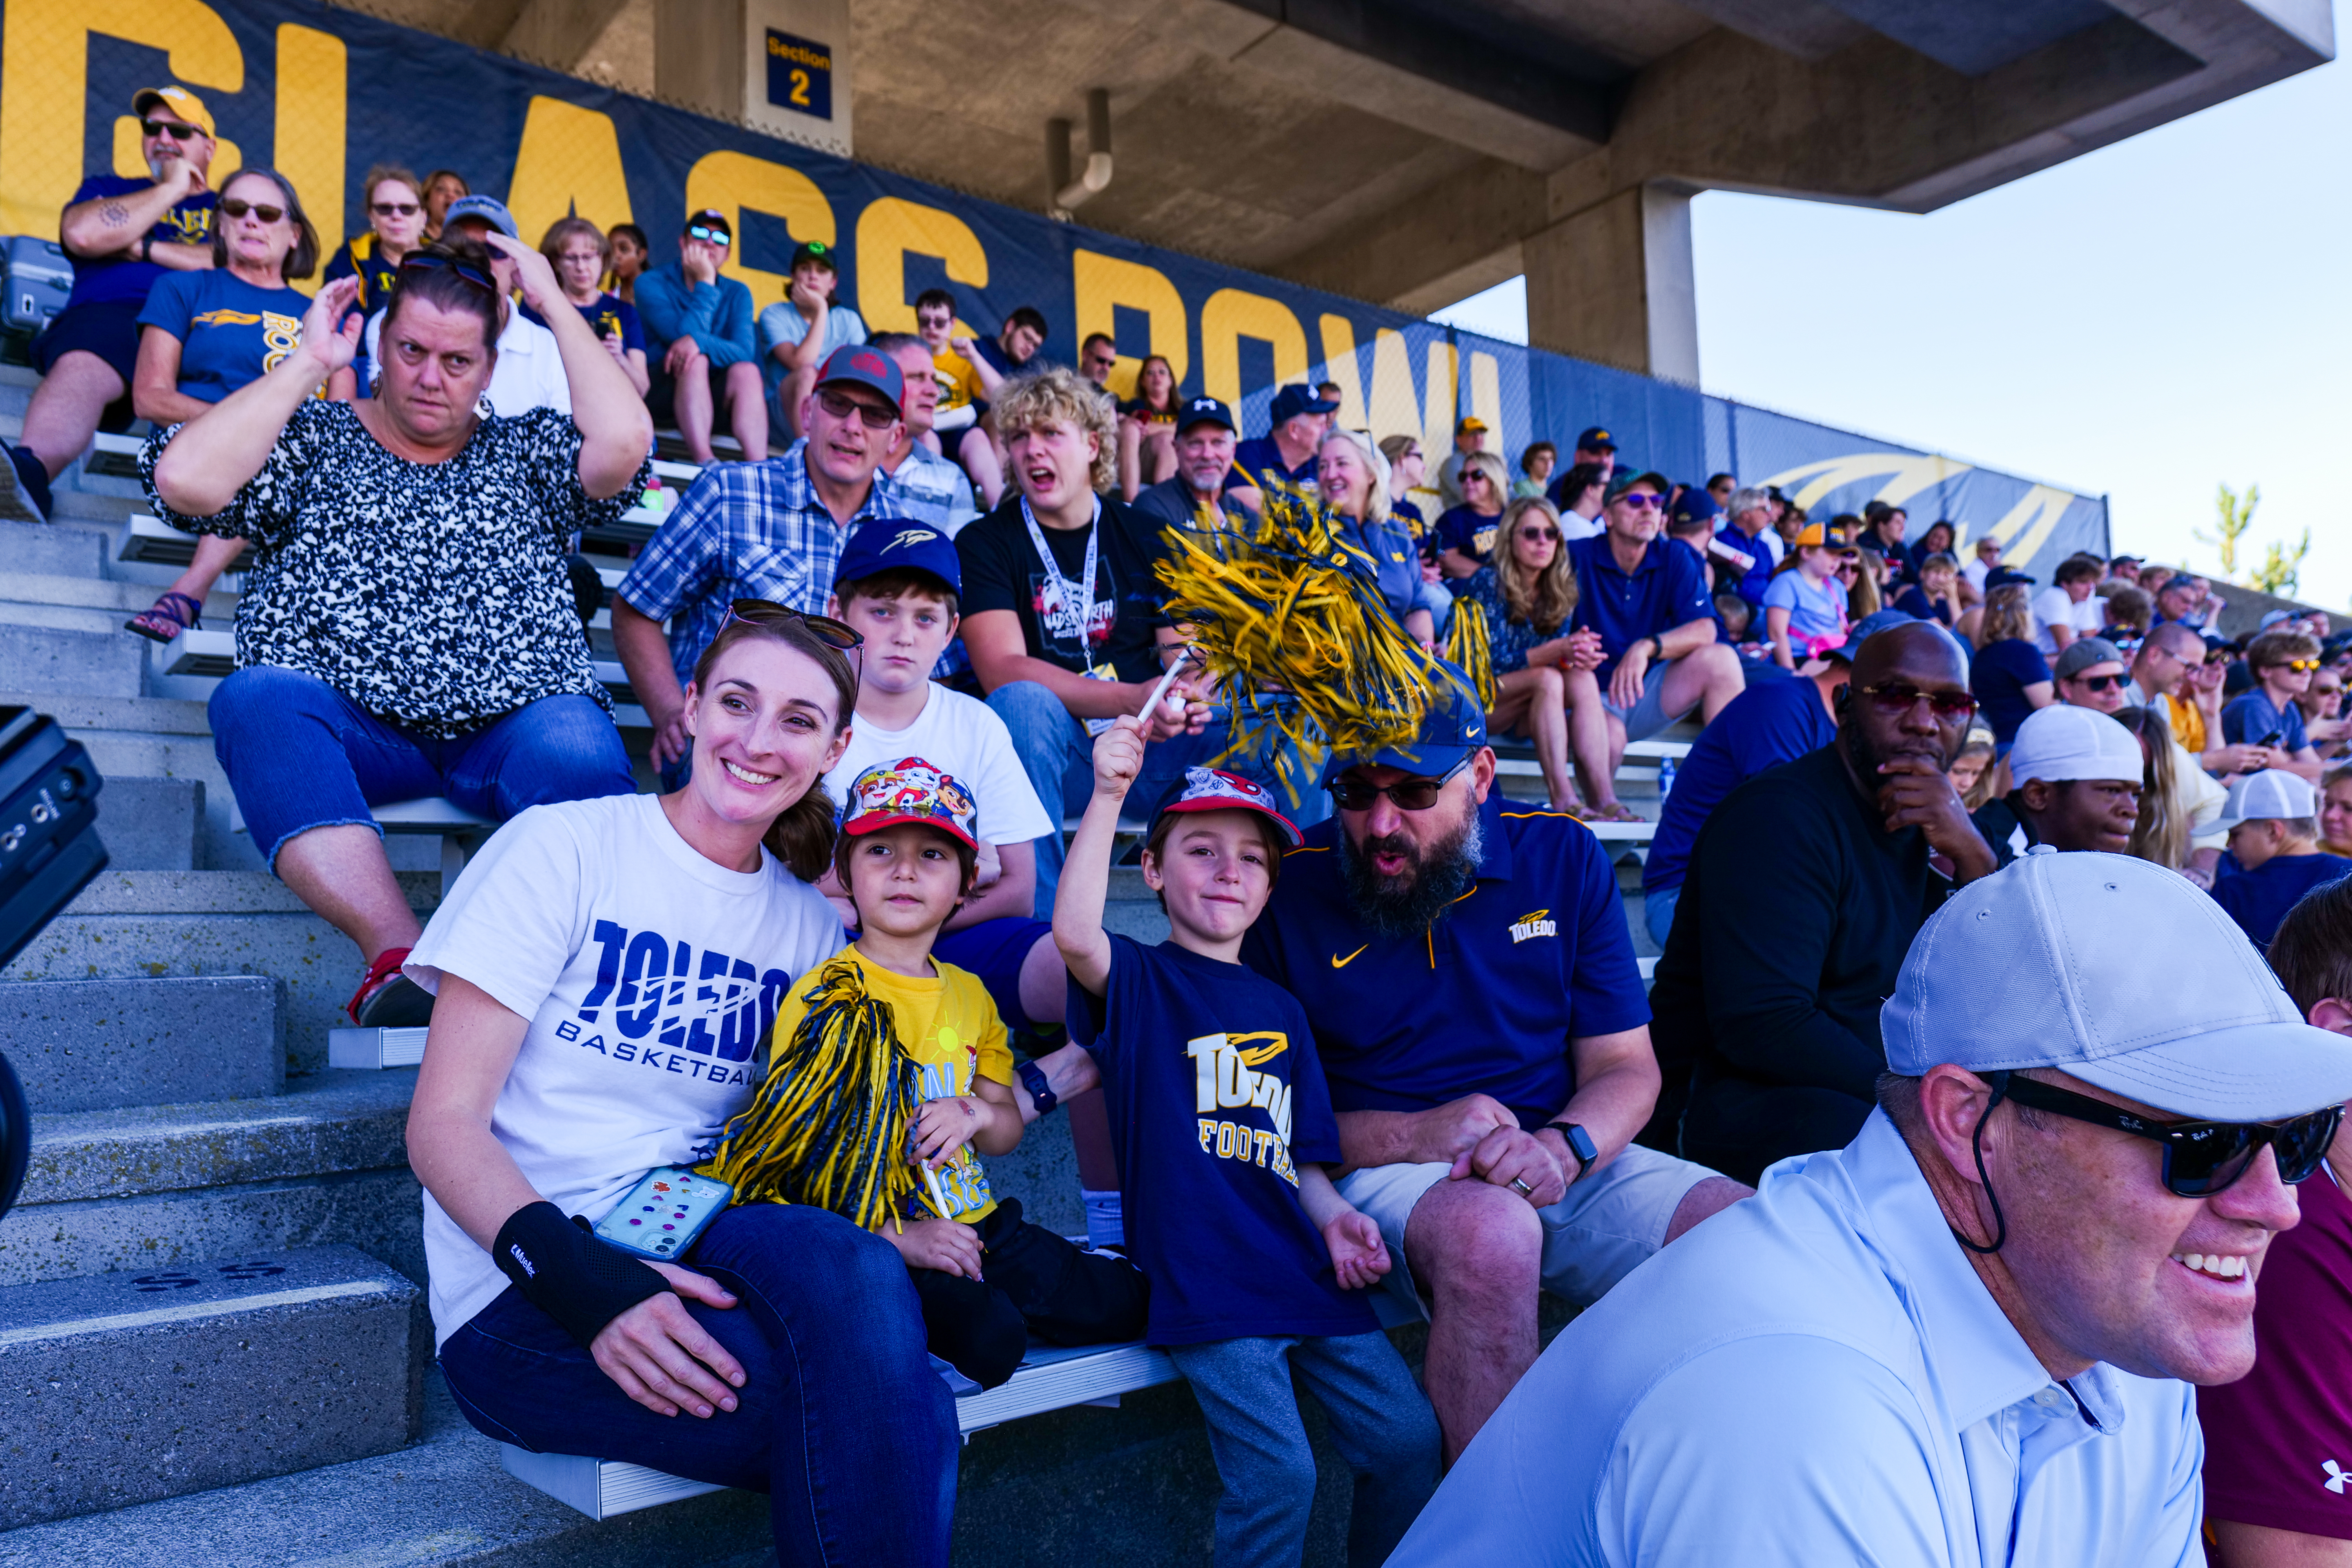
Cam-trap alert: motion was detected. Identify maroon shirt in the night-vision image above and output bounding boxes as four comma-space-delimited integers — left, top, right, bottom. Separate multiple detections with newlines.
2200, 1161, 2352, 1538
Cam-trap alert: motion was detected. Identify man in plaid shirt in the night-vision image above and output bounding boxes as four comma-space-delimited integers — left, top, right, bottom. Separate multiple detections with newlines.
614, 343, 907, 783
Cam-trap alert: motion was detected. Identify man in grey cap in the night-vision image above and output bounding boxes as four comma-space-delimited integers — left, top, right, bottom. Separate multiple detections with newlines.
2053, 635, 2129, 715
1392, 850, 2352, 1567
1970, 702, 2144, 868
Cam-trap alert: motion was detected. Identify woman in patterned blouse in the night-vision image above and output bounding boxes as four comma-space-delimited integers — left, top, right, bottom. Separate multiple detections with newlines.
1452, 497, 1635, 822
144, 231, 655, 1029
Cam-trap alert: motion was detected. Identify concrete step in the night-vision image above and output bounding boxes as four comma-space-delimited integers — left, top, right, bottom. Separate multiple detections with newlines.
0, 568, 237, 625
0, 519, 102, 579
94, 776, 201, 871
0, 1245, 424, 1530
0, 1367, 773, 1568
0, 975, 282, 1114
0, 690, 263, 873
1, 870, 441, 1075
0, 623, 141, 698
0, 1071, 423, 1288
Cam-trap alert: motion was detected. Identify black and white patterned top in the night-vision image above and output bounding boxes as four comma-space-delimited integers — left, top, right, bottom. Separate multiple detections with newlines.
142, 402, 648, 738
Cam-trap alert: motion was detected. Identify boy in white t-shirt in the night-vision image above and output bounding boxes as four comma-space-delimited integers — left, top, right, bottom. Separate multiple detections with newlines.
820, 519, 1066, 1034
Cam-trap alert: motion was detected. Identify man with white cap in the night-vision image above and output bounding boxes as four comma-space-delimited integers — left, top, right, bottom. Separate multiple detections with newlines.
2211, 769, 2352, 948
1970, 703, 2144, 867
1389, 850, 2352, 1567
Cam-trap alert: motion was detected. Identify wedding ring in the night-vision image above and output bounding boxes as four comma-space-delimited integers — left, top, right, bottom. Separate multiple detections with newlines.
1509, 1177, 1534, 1196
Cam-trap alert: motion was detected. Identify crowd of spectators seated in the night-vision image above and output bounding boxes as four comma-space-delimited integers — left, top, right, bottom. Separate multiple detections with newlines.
16, 82, 2352, 1563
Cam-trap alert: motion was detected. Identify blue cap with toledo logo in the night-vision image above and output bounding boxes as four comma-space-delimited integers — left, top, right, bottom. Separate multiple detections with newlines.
1268, 384, 1338, 425
835, 519, 959, 595
1882, 850, 2352, 1120
1575, 426, 1617, 452
1670, 487, 1722, 529
1319, 662, 1488, 784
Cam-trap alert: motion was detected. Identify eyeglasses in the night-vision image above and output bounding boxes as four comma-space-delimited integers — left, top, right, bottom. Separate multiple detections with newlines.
1613, 493, 1663, 510
141, 118, 203, 142
219, 198, 285, 224
815, 387, 899, 430
1520, 526, 1561, 542
1855, 680, 1979, 720
397, 251, 498, 295
686, 225, 731, 247
724, 599, 864, 652
1328, 755, 1472, 812
1995, 1072, 2341, 1198
2073, 673, 2127, 693
370, 201, 421, 217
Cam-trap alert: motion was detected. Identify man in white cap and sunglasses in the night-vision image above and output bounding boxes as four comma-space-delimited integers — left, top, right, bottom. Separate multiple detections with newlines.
1392, 849, 2352, 1567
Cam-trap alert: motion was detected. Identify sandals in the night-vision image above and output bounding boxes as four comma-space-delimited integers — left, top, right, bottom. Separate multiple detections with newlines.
347, 946, 435, 1029
1585, 800, 1646, 824
125, 591, 204, 644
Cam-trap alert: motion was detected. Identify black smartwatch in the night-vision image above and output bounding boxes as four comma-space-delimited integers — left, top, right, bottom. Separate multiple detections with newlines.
1547, 1122, 1598, 1183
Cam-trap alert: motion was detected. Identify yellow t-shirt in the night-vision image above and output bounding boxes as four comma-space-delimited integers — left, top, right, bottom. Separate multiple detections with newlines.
2164, 691, 2207, 755
933, 349, 983, 414
766, 946, 1013, 1223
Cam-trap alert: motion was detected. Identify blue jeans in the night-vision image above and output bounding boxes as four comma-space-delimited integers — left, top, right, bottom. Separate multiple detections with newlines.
985, 680, 1334, 918
1166, 1330, 1439, 1568
209, 665, 635, 870
1642, 882, 1681, 949
438, 1202, 957, 1566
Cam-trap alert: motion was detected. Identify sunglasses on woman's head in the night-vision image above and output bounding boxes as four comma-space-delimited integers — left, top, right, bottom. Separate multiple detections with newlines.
370, 200, 421, 217
141, 118, 202, 141
398, 251, 499, 295
220, 198, 285, 224
724, 599, 864, 652
1995, 1072, 2341, 1197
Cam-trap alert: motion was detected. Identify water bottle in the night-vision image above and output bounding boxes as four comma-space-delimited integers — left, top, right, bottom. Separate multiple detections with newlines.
1657, 755, 1677, 801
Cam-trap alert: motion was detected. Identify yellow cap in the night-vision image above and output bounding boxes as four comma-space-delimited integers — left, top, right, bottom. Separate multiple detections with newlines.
1455, 416, 1488, 434
131, 86, 215, 138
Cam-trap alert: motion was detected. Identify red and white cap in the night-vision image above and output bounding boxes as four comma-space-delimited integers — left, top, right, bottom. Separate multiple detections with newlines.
1149, 766, 1303, 848
840, 757, 979, 848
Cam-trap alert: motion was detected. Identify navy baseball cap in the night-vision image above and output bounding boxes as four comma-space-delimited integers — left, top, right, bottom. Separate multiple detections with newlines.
1670, 487, 1722, 528
1320, 663, 1488, 785
1177, 395, 1235, 435
835, 519, 960, 595
815, 343, 904, 416
1984, 566, 2038, 590
1822, 607, 1920, 662
1269, 384, 1338, 425
1575, 426, 1617, 452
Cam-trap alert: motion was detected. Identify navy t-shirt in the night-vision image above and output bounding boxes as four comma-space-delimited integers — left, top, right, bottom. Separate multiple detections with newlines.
2213, 853, 2352, 949
1242, 793, 1648, 1128
136, 270, 308, 403
1971, 638, 2052, 745
1565, 534, 1716, 682
1232, 435, 1315, 494
2223, 688, 2310, 753
1435, 505, 1503, 568
1643, 677, 1839, 898
523, 293, 646, 355
62, 175, 217, 310
1066, 935, 1373, 1347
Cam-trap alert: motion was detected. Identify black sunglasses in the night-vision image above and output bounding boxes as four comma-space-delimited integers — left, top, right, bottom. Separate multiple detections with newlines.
1328, 755, 1472, 813
816, 387, 899, 430
724, 599, 863, 652
398, 251, 499, 295
1997, 1071, 2341, 1197
219, 197, 285, 224
370, 200, 421, 217
2074, 673, 2127, 693
1855, 679, 1978, 720
142, 118, 203, 142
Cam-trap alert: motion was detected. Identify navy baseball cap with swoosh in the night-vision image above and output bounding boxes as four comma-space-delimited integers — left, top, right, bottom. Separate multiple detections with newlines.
835, 518, 961, 594
1320, 661, 1489, 784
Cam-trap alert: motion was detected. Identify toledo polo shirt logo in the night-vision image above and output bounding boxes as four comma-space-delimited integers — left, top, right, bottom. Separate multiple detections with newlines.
1510, 908, 1558, 944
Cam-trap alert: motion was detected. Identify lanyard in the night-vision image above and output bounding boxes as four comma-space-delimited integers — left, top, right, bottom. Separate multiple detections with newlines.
1020, 492, 1103, 646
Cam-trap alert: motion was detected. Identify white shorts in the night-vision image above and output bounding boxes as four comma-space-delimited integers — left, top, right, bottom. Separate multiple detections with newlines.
1337, 1143, 1717, 1323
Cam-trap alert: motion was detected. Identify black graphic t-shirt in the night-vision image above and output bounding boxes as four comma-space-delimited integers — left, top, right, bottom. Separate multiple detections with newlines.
956, 494, 1170, 682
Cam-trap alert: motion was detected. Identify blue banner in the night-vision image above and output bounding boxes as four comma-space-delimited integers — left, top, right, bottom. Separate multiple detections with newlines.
0, 0, 2106, 569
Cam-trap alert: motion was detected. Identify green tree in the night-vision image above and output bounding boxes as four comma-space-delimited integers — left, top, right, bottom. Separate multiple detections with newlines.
2250, 528, 2310, 598
2198, 482, 2260, 580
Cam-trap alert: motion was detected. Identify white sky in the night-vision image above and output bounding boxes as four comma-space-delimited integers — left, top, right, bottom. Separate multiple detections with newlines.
1432, 53, 2350, 608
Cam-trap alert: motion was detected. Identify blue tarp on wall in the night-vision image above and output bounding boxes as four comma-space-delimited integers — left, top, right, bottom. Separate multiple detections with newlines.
0, 0, 2107, 568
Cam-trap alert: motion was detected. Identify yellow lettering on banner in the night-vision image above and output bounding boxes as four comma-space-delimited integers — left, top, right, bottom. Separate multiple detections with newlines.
1073, 250, 1187, 399
506, 96, 635, 261
1421, 340, 1459, 460
3, 0, 244, 240
1200, 288, 1307, 409
1316, 315, 1366, 432
685, 150, 834, 318
271, 24, 344, 289
1366, 328, 1421, 443
857, 196, 986, 337
1467, 351, 1504, 456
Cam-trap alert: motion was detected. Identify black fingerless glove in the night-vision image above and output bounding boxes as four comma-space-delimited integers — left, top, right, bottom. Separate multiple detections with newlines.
493, 1201, 672, 1348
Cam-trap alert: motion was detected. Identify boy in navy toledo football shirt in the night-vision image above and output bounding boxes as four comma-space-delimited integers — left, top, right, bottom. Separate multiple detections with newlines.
1055, 717, 1439, 1566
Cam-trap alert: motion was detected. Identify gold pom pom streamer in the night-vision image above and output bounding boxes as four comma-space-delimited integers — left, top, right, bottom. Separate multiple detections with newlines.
1154, 481, 1457, 803
699, 954, 919, 1231
1445, 595, 1498, 712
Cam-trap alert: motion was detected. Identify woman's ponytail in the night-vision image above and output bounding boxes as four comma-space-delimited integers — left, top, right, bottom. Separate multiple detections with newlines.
764, 779, 840, 883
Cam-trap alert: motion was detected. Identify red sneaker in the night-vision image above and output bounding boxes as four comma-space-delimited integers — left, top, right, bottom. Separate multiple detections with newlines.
347, 946, 434, 1028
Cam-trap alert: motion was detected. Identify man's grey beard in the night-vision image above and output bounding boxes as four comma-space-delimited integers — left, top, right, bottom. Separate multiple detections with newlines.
1339, 808, 1485, 939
